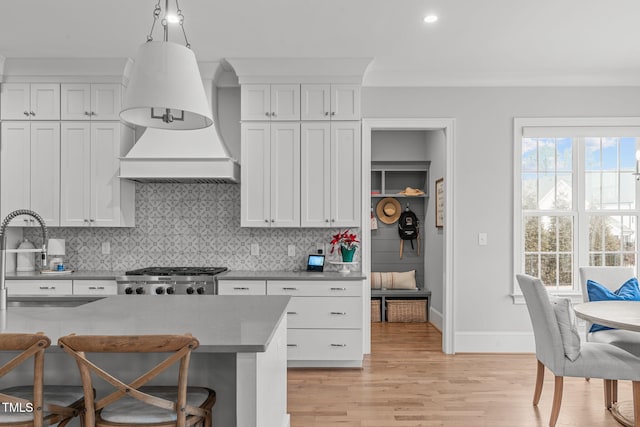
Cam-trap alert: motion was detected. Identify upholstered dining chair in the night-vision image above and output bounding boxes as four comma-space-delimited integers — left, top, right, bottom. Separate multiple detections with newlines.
58, 333, 216, 427
579, 267, 640, 349
0, 332, 85, 427
517, 274, 640, 427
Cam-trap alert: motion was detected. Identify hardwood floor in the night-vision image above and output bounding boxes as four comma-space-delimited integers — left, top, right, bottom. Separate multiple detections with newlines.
288, 322, 628, 426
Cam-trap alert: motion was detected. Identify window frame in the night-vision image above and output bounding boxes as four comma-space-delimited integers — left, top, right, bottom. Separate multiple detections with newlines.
513, 117, 640, 304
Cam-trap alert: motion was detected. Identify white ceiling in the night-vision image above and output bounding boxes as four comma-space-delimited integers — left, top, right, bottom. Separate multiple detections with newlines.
2, 0, 640, 86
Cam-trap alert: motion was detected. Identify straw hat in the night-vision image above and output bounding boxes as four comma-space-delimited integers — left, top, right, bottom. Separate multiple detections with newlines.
398, 187, 425, 196
376, 198, 401, 224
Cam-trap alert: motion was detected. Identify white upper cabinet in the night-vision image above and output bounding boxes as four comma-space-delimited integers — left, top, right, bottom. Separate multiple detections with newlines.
241, 122, 300, 227
60, 122, 135, 227
61, 84, 121, 121
1, 83, 60, 120
301, 122, 361, 227
0, 122, 60, 226
301, 84, 360, 121
241, 84, 300, 121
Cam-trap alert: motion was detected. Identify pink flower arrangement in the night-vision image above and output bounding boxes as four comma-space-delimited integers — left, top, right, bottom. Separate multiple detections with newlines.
330, 229, 360, 254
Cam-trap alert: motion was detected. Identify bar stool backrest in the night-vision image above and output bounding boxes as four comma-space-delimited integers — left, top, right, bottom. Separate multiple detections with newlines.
0, 333, 51, 427
57, 334, 202, 427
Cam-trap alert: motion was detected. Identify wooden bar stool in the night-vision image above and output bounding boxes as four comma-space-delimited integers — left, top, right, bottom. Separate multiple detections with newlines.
58, 333, 215, 427
0, 332, 85, 427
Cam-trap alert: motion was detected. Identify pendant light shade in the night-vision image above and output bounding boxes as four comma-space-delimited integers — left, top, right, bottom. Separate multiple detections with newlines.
120, 41, 213, 130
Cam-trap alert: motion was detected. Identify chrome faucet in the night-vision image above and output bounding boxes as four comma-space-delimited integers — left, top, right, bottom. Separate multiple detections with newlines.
0, 210, 48, 311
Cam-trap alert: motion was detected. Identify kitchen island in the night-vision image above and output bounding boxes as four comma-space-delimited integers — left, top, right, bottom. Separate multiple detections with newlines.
0, 295, 290, 427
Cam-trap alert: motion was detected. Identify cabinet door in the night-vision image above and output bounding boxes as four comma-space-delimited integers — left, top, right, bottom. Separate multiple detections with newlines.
300, 122, 331, 227
331, 122, 361, 227
270, 123, 300, 227
91, 123, 121, 226
330, 85, 360, 120
73, 280, 117, 295
241, 84, 271, 121
6, 280, 73, 296
30, 122, 60, 226
241, 122, 271, 227
91, 84, 121, 120
301, 84, 330, 121
61, 84, 91, 120
0, 122, 31, 222
60, 122, 91, 226
217, 280, 267, 295
271, 85, 300, 121
30, 84, 60, 120
1, 84, 31, 120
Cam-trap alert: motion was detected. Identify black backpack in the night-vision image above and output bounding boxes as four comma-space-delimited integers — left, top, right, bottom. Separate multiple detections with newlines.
398, 209, 419, 250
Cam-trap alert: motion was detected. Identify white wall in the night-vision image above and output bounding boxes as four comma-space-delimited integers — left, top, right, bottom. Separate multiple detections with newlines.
362, 86, 640, 352
423, 130, 445, 330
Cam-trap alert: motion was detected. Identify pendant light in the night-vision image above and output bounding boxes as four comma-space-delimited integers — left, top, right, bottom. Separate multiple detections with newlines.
120, 0, 213, 130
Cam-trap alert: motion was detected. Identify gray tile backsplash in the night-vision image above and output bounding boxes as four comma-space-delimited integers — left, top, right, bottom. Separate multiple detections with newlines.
24, 183, 360, 272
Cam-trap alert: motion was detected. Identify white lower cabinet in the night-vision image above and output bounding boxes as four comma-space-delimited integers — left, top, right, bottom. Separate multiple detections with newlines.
217, 280, 266, 295
6, 280, 73, 296
72, 280, 117, 296
217, 278, 364, 366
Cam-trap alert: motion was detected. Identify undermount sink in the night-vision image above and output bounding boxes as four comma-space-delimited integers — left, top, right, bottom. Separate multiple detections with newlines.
6, 297, 104, 308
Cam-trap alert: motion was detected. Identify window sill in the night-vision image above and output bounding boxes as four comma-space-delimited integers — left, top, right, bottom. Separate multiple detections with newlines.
511, 292, 584, 305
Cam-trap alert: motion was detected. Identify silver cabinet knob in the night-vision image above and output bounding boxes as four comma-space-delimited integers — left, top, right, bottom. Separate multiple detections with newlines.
30, 111, 35, 116
324, 112, 329, 116
264, 219, 269, 223
90, 111, 96, 116
84, 219, 89, 223
331, 112, 335, 116
325, 219, 329, 223
84, 111, 91, 116
271, 219, 275, 223
23, 111, 29, 116
271, 112, 276, 117
265, 112, 270, 117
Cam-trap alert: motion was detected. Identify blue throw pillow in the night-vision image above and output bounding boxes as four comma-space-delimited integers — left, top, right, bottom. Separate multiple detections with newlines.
587, 277, 640, 332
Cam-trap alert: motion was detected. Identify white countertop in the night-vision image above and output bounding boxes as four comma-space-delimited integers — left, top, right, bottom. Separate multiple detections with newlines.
218, 270, 366, 281
0, 295, 290, 352
6, 270, 124, 280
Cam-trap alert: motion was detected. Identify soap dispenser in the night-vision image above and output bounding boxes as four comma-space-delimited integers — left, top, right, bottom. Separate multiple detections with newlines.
16, 238, 36, 272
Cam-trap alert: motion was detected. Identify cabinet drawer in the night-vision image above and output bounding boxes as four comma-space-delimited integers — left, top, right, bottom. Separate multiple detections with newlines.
217, 280, 266, 295
6, 280, 73, 296
267, 280, 362, 297
286, 297, 361, 329
73, 280, 117, 295
287, 329, 362, 361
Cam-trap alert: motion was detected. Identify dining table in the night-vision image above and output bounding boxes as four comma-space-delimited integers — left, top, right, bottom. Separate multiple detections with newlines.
574, 300, 640, 427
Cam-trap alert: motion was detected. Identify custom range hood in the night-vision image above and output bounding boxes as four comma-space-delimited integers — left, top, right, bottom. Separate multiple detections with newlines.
119, 62, 240, 183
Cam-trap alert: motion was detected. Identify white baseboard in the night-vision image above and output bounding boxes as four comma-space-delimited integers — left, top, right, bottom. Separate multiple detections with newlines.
454, 331, 535, 353
429, 307, 443, 332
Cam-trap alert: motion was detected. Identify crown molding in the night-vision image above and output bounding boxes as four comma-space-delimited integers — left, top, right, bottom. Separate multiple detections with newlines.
225, 57, 373, 84
2, 57, 130, 83
0, 54, 5, 82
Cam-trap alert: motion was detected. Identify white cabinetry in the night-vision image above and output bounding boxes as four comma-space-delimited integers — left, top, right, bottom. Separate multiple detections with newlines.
72, 280, 117, 296
241, 84, 300, 121
300, 84, 360, 121
1, 83, 60, 120
0, 122, 60, 226
60, 84, 121, 121
241, 122, 300, 227
217, 280, 266, 295
217, 278, 364, 366
267, 280, 363, 366
301, 122, 361, 227
6, 280, 73, 296
60, 122, 135, 227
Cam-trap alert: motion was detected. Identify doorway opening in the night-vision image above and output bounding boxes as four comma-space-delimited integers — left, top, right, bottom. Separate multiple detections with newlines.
362, 118, 455, 354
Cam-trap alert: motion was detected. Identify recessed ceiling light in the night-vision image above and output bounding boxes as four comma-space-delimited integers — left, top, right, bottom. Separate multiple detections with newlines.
423, 14, 438, 24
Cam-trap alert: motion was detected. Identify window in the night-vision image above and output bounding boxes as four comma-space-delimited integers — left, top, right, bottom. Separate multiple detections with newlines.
514, 118, 640, 297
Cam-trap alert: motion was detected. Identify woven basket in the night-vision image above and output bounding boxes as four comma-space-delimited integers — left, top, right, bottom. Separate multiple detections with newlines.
386, 299, 427, 322
371, 299, 381, 322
